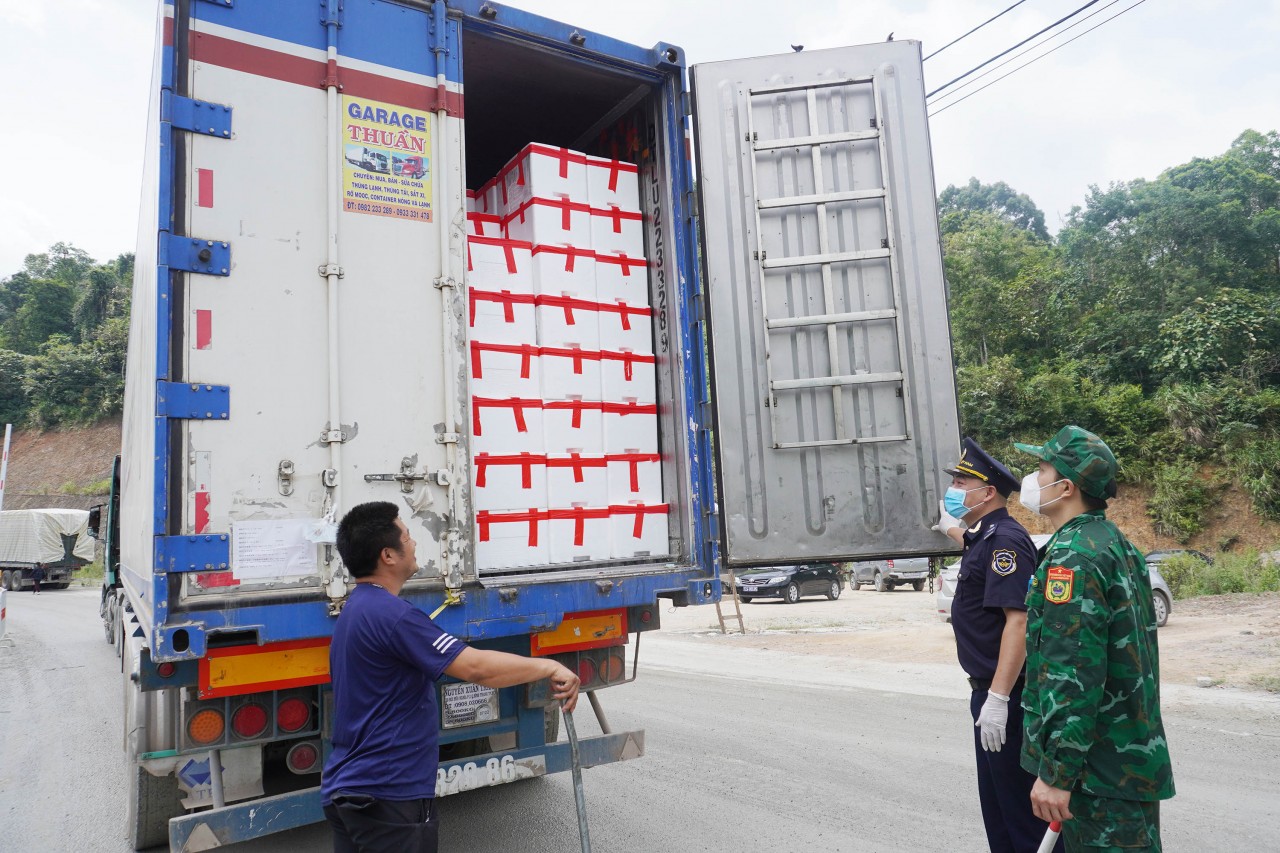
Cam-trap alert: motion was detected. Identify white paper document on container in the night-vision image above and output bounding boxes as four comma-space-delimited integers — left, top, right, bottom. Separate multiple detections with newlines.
232, 519, 320, 579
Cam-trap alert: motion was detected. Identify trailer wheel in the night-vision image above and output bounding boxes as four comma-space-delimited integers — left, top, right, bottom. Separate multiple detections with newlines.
1, 571, 9, 590
127, 762, 184, 850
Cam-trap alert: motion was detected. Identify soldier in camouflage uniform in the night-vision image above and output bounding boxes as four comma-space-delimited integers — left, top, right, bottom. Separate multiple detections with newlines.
1013, 426, 1175, 852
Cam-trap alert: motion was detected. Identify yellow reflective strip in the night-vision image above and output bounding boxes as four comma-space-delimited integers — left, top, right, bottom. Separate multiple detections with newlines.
206, 644, 330, 692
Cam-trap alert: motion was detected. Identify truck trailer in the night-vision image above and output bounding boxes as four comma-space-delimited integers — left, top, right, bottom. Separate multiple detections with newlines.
0, 508, 95, 591
104, 1, 961, 848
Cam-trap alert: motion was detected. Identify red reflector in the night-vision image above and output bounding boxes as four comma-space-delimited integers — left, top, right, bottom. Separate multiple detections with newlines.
232, 703, 269, 739
600, 652, 625, 683
639, 609, 652, 624
277, 697, 311, 733
156, 662, 177, 678
286, 741, 320, 774
576, 658, 597, 686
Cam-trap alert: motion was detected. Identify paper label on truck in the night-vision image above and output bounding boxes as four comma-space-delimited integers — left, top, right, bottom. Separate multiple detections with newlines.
342, 96, 433, 222
231, 519, 319, 580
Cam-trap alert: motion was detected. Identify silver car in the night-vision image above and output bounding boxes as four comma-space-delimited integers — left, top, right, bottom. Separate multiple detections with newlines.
936, 535, 1173, 627
849, 556, 931, 592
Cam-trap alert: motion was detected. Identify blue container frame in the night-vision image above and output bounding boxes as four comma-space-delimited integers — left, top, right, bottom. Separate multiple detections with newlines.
139, 0, 719, 663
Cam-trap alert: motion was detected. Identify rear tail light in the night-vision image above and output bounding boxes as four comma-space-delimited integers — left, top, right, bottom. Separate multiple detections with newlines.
187, 708, 225, 745
886, 559, 895, 569
286, 740, 322, 774
156, 662, 176, 678
277, 697, 311, 733
600, 651, 626, 684
231, 702, 269, 739
576, 658, 597, 685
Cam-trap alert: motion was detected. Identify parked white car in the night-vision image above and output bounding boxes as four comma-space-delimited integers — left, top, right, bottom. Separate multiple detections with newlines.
936, 534, 1051, 622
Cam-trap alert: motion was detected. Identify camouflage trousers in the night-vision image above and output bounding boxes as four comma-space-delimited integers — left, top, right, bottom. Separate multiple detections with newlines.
1064, 791, 1161, 852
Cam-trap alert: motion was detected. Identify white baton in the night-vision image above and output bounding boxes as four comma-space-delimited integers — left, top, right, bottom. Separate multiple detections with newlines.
1036, 821, 1062, 853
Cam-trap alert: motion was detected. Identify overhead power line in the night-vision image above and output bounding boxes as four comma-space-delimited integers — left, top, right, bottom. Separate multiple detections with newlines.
928, 0, 1152, 118
924, 0, 1033, 61
928, 0, 1124, 106
926, 0, 1106, 99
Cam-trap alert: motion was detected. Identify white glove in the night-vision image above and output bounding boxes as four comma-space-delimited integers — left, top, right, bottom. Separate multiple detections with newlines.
932, 499, 962, 536
976, 690, 1009, 752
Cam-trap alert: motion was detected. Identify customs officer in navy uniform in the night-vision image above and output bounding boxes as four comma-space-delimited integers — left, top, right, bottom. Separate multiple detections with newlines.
935, 438, 1061, 853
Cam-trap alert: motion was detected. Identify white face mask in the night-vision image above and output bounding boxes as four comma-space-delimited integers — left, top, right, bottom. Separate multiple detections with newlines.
1019, 471, 1068, 515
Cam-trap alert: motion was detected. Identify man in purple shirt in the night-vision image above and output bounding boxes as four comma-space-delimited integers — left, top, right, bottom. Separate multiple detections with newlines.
322, 501, 580, 852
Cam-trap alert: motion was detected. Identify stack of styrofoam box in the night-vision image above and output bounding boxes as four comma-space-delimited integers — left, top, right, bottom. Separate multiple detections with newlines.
467, 143, 667, 569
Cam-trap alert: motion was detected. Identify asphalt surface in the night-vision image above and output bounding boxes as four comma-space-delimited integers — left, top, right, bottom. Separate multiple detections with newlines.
1, 587, 1278, 851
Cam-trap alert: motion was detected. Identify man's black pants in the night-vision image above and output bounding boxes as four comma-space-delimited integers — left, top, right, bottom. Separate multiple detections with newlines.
324, 793, 438, 853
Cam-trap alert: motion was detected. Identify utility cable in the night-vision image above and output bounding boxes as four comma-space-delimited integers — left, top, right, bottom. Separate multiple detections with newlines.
929, 0, 1151, 117
926, 0, 1105, 98
924, 0, 1033, 61
928, 0, 1124, 106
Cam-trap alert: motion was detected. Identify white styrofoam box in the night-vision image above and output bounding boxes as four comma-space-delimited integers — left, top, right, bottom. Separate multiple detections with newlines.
535, 291, 601, 349
473, 452, 548, 511
469, 289, 536, 343
606, 452, 662, 504
596, 299, 654, 354
542, 398, 605, 455
467, 212, 504, 238
547, 505, 611, 563
603, 400, 659, 455
466, 235, 533, 291
530, 244, 597, 298
600, 349, 656, 403
473, 176, 502, 216
504, 196, 593, 248
470, 341, 542, 398
586, 155, 641, 212
540, 344, 603, 402
466, 190, 478, 213
499, 143, 589, 213
589, 204, 645, 256
609, 502, 670, 559
471, 396, 545, 454
546, 454, 609, 507
594, 250, 649, 308
476, 508, 549, 570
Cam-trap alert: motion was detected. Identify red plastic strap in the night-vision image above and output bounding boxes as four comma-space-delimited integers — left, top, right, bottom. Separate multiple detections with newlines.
470, 341, 539, 379
546, 453, 606, 483
477, 509, 545, 545
596, 251, 648, 277
528, 144, 588, 178
531, 243, 594, 273
593, 204, 643, 234
474, 452, 544, 489
470, 289, 536, 326
598, 300, 652, 332
467, 212, 503, 237
471, 397, 542, 435
609, 503, 669, 538
504, 198, 592, 232
606, 452, 660, 492
547, 506, 609, 546
541, 345, 602, 375
468, 235, 532, 274
545, 398, 604, 429
536, 293, 597, 327
601, 350, 655, 382
603, 401, 658, 416
589, 157, 638, 192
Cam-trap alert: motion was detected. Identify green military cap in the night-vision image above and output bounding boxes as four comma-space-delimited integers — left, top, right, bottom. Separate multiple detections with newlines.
1014, 425, 1118, 499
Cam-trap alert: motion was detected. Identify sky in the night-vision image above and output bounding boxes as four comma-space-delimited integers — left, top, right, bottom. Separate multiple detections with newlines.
2, 0, 1278, 273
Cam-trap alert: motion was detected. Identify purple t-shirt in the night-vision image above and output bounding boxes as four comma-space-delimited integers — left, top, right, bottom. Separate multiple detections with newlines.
321, 584, 467, 804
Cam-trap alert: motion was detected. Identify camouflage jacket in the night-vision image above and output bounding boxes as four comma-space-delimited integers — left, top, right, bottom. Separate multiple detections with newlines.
1020, 510, 1175, 801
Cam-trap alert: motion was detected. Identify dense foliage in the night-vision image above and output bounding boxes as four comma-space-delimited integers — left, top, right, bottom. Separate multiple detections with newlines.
0, 244, 132, 428
944, 130, 1280, 535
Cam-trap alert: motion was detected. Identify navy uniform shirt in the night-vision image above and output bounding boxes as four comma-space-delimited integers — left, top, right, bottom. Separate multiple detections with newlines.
951, 507, 1038, 681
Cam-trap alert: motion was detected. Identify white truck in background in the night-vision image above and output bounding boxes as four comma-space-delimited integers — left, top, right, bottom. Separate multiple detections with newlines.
0, 508, 95, 590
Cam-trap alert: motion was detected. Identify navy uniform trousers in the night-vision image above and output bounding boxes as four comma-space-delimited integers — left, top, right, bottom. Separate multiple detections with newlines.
970, 682, 1064, 853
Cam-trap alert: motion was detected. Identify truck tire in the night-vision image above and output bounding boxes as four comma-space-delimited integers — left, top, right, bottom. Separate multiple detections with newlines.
127, 763, 184, 850
1, 570, 9, 590
5, 570, 20, 591
874, 571, 889, 592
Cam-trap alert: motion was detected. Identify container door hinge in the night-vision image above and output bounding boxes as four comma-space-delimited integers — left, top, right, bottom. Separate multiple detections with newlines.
435, 433, 459, 445
318, 263, 344, 278
162, 234, 231, 276
157, 382, 231, 420
278, 460, 295, 496
155, 534, 231, 574
433, 276, 457, 290
166, 93, 233, 138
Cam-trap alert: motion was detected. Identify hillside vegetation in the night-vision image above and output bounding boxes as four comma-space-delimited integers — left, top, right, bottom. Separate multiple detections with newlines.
2, 131, 1278, 553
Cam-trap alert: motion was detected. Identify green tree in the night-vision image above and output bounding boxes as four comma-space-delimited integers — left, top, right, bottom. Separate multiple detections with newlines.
0, 349, 29, 425
939, 178, 1050, 240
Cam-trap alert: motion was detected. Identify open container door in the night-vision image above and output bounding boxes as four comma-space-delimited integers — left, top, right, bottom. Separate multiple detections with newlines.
692, 41, 960, 568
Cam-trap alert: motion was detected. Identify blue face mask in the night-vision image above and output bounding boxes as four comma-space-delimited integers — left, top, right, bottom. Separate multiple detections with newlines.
944, 485, 989, 519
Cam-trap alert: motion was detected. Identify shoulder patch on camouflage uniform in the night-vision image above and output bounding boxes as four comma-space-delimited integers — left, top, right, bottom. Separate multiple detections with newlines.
991, 549, 1017, 576
1046, 566, 1074, 604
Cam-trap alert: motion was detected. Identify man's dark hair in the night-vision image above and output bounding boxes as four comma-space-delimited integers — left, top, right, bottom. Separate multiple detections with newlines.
1082, 492, 1108, 512
336, 502, 403, 577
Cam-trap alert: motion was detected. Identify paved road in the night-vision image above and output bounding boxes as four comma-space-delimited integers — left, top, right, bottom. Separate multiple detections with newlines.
2, 588, 1278, 851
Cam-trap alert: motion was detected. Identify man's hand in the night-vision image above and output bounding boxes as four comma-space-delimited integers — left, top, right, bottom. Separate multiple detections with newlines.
1030, 778, 1074, 823
976, 690, 1009, 751
549, 662, 581, 713
932, 499, 963, 536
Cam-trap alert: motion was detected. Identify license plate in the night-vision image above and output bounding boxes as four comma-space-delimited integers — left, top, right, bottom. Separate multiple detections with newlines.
437, 754, 546, 797
742, 585, 759, 592
441, 682, 500, 729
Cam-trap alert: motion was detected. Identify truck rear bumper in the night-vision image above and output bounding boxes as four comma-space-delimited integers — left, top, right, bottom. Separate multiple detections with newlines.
167, 728, 645, 850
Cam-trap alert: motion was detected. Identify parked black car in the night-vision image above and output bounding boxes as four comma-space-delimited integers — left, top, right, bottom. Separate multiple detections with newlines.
734, 563, 844, 603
